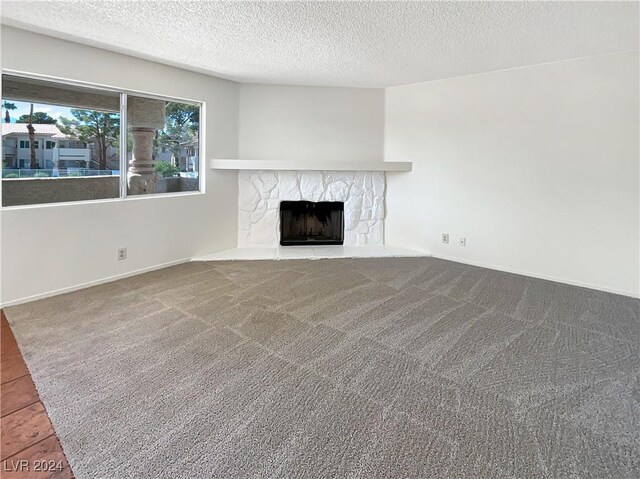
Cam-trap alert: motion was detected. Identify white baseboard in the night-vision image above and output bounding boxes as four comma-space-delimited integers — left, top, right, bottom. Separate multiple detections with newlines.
1, 258, 191, 308
432, 254, 639, 299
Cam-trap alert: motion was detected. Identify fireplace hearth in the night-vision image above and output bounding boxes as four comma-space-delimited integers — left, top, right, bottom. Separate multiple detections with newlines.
280, 201, 344, 246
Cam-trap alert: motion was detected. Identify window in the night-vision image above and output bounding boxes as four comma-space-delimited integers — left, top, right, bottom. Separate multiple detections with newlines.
2, 74, 203, 207
126, 95, 200, 196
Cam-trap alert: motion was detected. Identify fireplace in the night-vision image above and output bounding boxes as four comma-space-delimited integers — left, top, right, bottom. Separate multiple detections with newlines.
280, 201, 344, 246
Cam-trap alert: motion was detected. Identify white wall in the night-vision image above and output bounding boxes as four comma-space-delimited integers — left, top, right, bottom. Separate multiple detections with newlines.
2, 28, 637, 302
238, 83, 384, 162
0, 26, 239, 305
385, 52, 639, 297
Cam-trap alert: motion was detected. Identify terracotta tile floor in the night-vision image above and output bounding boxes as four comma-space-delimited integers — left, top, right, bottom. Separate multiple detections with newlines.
1, 311, 74, 478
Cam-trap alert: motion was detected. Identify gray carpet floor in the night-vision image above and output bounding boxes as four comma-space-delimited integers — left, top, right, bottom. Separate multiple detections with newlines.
5, 257, 640, 478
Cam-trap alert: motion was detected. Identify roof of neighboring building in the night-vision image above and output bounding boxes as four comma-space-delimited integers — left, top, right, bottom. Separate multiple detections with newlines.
1, 123, 71, 139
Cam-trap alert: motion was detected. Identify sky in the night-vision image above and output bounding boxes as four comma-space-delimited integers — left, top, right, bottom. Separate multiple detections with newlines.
2, 100, 74, 123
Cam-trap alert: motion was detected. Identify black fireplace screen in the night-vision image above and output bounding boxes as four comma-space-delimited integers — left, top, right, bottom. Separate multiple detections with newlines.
280, 201, 344, 246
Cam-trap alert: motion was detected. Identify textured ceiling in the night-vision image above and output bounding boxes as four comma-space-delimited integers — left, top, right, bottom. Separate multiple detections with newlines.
1, 1, 638, 88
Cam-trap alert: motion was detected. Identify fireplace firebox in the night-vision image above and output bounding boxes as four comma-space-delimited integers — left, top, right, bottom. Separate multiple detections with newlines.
280, 201, 344, 246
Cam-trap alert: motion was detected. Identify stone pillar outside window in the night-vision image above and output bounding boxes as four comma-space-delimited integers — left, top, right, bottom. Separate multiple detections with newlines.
127, 97, 165, 195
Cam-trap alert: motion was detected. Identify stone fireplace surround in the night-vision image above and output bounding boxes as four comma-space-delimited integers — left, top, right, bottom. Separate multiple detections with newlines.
238, 170, 385, 248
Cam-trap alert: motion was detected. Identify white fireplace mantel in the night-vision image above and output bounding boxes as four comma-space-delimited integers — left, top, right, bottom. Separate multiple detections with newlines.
211, 159, 412, 172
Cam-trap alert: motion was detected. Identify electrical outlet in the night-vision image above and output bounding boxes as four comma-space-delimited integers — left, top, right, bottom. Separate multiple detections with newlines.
459, 237, 466, 247
442, 233, 449, 244
117, 248, 127, 260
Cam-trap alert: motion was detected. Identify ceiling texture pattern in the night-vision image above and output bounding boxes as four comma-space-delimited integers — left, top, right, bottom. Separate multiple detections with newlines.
1, 1, 638, 88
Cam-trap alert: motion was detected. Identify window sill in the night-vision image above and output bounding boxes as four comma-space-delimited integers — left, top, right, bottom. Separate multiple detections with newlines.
0, 190, 205, 211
